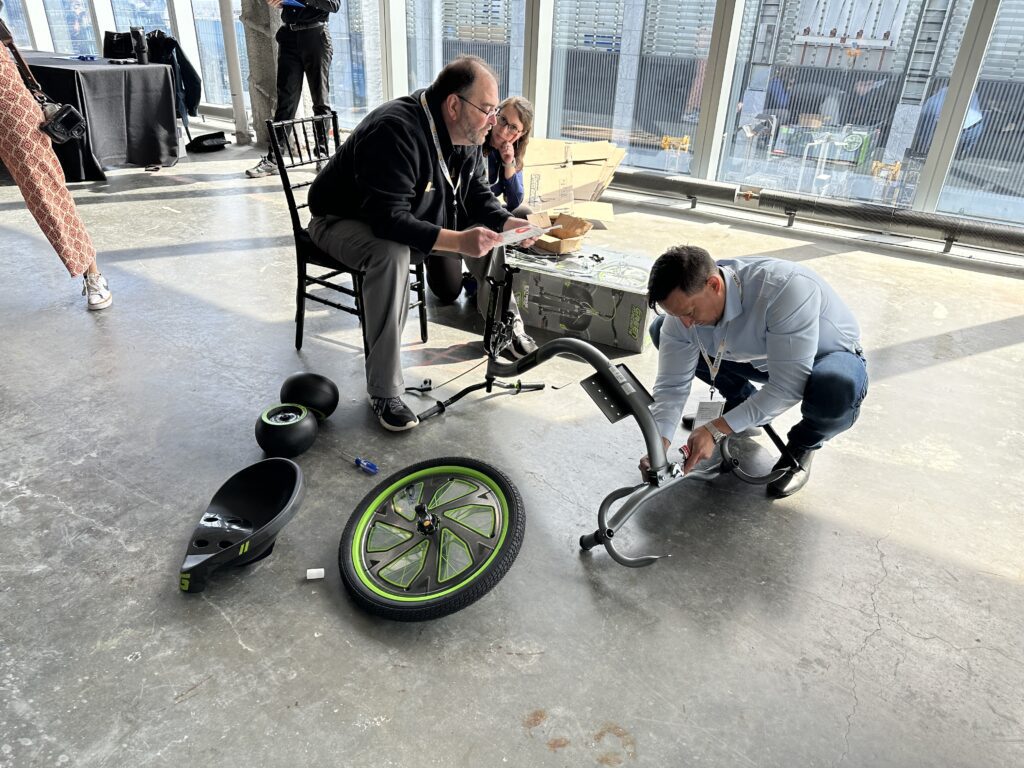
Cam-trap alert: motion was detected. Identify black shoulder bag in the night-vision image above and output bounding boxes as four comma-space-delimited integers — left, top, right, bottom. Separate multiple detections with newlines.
0, 18, 88, 144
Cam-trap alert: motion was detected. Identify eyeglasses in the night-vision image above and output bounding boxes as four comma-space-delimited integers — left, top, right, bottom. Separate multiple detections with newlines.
496, 113, 524, 135
457, 95, 499, 119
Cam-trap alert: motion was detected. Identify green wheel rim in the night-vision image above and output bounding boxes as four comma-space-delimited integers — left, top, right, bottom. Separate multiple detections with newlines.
349, 465, 510, 602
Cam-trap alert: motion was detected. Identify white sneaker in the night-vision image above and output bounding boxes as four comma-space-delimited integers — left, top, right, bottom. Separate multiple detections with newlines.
245, 155, 278, 178
82, 272, 112, 311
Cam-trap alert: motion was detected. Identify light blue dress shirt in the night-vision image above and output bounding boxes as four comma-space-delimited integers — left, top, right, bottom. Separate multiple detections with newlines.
651, 258, 862, 440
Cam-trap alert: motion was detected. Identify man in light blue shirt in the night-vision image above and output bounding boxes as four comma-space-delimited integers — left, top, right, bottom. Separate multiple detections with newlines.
641, 245, 868, 497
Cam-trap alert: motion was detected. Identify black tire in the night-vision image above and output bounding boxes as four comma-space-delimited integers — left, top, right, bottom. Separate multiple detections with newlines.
339, 457, 525, 621
280, 372, 339, 420
255, 404, 318, 458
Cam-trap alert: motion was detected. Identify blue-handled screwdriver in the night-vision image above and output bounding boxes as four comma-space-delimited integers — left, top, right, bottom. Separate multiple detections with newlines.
341, 452, 378, 475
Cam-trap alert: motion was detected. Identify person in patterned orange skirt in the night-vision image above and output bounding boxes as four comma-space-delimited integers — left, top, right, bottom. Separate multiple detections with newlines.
0, 23, 112, 310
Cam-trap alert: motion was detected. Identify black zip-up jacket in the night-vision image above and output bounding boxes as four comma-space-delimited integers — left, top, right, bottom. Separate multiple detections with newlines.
281, 0, 339, 27
146, 31, 201, 119
308, 88, 510, 255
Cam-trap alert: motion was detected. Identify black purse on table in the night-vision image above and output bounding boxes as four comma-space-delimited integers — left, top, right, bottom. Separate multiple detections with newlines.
103, 27, 148, 63
0, 18, 88, 144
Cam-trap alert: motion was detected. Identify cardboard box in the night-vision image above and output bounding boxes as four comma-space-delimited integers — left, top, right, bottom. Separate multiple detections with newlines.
569, 140, 616, 164
525, 137, 573, 166
508, 248, 653, 352
526, 213, 593, 255
572, 162, 607, 201
571, 201, 615, 228
523, 163, 574, 212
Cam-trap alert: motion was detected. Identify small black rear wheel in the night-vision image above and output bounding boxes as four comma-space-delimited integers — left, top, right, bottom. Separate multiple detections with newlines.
339, 457, 525, 621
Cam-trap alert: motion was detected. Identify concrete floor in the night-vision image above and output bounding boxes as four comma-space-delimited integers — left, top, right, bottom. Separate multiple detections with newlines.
1, 148, 1023, 768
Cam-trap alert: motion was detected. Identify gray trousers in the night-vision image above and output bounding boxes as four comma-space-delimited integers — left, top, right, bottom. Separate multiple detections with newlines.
429, 245, 522, 328
308, 216, 412, 399
426, 204, 533, 328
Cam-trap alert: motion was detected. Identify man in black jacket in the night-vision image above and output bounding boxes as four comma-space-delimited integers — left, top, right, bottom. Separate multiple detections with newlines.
307, 55, 539, 431
246, 0, 339, 178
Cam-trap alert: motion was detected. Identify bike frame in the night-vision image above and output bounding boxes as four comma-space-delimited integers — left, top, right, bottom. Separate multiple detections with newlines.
414, 263, 799, 567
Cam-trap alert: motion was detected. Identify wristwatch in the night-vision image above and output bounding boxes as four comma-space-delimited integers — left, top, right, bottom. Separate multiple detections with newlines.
703, 422, 726, 445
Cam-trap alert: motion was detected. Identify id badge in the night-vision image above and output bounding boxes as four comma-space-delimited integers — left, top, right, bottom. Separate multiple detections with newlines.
692, 400, 724, 429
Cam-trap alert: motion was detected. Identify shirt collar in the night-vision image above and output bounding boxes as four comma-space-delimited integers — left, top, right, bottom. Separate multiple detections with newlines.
717, 264, 743, 327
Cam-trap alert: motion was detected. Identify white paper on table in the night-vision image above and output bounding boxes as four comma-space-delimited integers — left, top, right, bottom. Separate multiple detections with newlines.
500, 224, 553, 246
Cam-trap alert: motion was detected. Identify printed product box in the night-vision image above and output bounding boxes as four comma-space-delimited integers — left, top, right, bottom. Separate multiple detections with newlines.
508, 248, 653, 353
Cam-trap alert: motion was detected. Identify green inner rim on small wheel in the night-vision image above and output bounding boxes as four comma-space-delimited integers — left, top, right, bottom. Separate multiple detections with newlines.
350, 465, 510, 603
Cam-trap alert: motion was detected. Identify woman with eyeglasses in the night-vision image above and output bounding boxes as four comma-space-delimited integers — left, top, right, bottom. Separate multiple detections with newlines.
484, 95, 534, 215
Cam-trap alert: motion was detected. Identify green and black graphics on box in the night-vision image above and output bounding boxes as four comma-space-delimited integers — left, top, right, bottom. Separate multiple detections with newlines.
510, 250, 652, 353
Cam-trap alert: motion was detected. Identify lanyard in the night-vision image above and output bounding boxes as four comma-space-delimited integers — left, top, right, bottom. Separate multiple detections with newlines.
695, 335, 728, 399
419, 92, 461, 197
694, 269, 743, 399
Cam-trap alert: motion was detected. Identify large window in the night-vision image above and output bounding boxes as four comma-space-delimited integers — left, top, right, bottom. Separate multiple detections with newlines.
548, 0, 624, 145
192, 0, 249, 107
717, 0, 985, 209
0, 0, 32, 46
111, 0, 172, 34
548, 0, 717, 169
936, 0, 1024, 222
406, 0, 524, 97
43, 0, 98, 54
328, 0, 385, 129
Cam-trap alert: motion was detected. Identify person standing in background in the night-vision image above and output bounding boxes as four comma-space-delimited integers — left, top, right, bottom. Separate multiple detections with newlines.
246, 0, 339, 178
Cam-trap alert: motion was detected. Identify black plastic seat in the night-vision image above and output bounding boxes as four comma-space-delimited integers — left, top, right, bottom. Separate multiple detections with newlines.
266, 112, 428, 352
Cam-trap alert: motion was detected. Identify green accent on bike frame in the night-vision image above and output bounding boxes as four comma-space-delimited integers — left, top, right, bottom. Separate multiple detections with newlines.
444, 504, 496, 537
350, 466, 510, 602
260, 403, 308, 424
438, 529, 472, 582
367, 521, 414, 552
428, 478, 476, 509
391, 482, 423, 522
379, 540, 429, 588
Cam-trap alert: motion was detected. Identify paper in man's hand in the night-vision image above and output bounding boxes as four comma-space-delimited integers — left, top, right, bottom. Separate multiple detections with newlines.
500, 224, 553, 246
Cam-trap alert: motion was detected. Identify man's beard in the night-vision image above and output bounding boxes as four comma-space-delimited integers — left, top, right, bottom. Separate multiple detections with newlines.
458, 112, 487, 145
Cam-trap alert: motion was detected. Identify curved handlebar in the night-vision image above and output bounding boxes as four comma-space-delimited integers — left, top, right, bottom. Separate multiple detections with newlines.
487, 338, 671, 482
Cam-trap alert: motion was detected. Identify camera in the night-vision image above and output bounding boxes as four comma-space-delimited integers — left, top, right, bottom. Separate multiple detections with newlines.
40, 101, 87, 144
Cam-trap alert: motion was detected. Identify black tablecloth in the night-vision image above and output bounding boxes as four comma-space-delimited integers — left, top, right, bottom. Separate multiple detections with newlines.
26, 52, 179, 181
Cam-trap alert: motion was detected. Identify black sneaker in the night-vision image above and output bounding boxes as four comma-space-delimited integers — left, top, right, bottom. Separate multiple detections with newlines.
506, 332, 538, 360
369, 396, 419, 432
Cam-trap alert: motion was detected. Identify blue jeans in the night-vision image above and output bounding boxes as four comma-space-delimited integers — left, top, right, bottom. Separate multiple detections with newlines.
649, 315, 868, 450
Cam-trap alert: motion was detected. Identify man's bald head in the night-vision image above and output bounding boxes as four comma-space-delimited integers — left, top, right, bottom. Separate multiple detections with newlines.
431, 55, 497, 100
433, 56, 499, 146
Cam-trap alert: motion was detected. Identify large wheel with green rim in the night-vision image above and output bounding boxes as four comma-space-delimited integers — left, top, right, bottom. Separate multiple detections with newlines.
338, 457, 525, 621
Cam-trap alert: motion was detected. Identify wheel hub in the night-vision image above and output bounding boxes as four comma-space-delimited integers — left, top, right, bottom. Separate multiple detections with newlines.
414, 503, 438, 535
